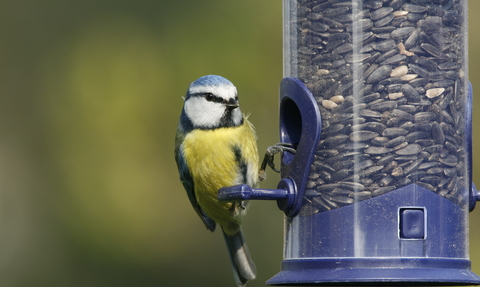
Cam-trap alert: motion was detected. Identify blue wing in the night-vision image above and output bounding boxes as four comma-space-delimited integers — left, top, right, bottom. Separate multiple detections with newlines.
175, 145, 216, 232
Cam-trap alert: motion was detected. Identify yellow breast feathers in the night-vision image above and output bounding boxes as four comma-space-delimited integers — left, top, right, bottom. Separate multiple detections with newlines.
181, 119, 258, 229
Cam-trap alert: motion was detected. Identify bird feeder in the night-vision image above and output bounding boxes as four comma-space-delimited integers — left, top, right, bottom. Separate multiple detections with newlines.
219, 0, 480, 285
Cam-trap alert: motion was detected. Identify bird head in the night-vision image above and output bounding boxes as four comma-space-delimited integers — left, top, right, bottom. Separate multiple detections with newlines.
183, 75, 243, 130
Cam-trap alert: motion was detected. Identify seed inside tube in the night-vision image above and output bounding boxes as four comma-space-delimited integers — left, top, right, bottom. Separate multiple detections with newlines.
388, 92, 404, 100
390, 65, 408, 77
426, 88, 445, 98
400, 74, 418, 81
392, 10, 408, 17
330, 95, 345, 104
322, 100, 338, 110
289, 0, 467, 213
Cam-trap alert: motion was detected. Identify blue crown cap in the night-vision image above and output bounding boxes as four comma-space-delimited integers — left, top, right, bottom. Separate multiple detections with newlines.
190, 75, 233, 89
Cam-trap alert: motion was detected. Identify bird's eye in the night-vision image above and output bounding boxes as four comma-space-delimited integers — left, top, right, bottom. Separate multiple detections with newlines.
205, 93, 215, 102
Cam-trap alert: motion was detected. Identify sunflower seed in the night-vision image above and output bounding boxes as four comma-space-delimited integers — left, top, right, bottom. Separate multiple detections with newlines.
371, 7, 394, 20
421, 43, 444, 58
414, 112, 436, 123
439, 155, 458, 167
391, 65, 409, 77
350, 130, 379, 142
383, 127, 408, 137
366, 65, 392, 83
391, 26, 415, 40
426, 88, 445, 98
365, 146, 393, 154
403, 3, 428, 13
396, 143, 422, 155
322, 99, 338, 109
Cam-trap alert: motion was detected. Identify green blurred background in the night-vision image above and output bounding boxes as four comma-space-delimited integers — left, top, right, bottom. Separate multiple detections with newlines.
0, 1, 479, 286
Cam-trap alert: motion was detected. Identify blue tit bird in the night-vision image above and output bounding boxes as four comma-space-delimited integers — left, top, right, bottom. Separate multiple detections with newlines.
175, 75, 259, 287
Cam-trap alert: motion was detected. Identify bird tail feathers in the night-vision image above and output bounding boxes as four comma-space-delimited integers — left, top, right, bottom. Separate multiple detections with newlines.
223, 228, 256, 287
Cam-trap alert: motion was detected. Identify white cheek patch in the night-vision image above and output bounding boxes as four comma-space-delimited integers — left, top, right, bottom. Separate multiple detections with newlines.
184, 97, 225, 128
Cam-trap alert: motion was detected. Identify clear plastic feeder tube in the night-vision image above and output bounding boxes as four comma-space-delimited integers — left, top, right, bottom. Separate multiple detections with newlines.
283, 0, 469, 260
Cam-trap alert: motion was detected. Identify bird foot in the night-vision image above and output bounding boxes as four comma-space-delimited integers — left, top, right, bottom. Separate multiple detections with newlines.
259, 143, 296, 177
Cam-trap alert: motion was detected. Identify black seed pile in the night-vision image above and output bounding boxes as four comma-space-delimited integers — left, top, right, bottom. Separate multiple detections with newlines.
284, 0, 468, 216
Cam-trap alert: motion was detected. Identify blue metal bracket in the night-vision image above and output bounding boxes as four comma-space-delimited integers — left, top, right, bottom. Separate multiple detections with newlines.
218, 77, 322, 217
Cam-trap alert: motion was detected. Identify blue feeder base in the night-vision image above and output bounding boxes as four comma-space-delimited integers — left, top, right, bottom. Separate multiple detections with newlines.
267, 258, 480, 285
267, 185, 480, 286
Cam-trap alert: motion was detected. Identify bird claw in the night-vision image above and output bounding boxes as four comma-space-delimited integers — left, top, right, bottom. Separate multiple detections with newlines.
259, 143, 296, 175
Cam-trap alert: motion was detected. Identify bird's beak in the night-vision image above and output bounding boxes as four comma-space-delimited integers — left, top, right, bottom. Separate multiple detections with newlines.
225, 98, 239, 110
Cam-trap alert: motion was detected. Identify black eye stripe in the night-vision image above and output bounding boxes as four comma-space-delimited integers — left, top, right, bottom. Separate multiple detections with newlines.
204, 93, 214, 101
202, 93, 226, 104
191, 92, 235, 104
